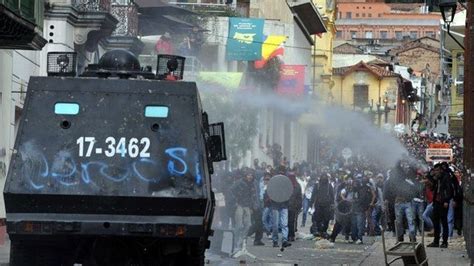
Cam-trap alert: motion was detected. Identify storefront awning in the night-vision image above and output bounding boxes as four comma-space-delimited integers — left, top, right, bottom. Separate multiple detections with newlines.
287, 0, 327, 45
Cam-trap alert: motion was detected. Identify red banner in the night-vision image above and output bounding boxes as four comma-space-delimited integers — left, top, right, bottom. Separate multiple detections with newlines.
276, 65, 305, 96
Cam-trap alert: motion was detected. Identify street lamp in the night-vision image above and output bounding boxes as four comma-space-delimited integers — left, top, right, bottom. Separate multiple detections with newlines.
439, 0, 465, 50
383, 98, 389, 123
439, 0, 457, 23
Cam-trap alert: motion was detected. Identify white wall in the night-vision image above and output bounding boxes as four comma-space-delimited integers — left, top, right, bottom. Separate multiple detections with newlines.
0, 48, 42, 218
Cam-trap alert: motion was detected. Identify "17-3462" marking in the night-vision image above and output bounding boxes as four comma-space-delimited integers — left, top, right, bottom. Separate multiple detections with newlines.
76, 137, 151, 158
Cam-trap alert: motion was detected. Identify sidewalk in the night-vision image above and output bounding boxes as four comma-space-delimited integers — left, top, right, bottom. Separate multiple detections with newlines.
360, 235, 470, 265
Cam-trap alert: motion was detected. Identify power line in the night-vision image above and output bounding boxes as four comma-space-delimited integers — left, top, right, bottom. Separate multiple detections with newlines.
203, 32, 334, 52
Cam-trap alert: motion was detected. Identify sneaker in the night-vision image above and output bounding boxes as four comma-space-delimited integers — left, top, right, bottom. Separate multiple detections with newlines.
282, 241, 292, 248
355, 239, 363, 245
440, 242, 448, 248
273, 241, 279, 248
254, 240, 265, 246
427, 242, 439, 248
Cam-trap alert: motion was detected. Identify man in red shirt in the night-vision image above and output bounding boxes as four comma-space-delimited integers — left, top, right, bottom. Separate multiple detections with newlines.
155, 32, 174, 55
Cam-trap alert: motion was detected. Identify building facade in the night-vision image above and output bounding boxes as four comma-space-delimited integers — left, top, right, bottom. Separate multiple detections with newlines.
0, 0, 47, 218
335, 1, 441, 41
312, 0, 337, 102
331, 61, 405, 126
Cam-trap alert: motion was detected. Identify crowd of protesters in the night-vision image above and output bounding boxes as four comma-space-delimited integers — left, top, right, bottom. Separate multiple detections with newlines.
212, 132, 464, 251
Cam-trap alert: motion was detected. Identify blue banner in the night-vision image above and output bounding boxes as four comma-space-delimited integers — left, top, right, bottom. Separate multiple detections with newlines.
226, 17, 264, 61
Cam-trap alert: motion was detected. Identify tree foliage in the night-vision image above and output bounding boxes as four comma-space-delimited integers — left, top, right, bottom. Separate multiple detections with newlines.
200, 91, 258, 165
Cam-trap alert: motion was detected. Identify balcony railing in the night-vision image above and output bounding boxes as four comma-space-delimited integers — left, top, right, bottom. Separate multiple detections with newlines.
72, 0, 111, 12
111, 3, 138, 37
168, 0, 237, 14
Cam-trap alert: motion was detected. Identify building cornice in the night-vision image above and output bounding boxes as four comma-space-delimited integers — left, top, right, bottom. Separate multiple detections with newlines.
45, 4, 118, 50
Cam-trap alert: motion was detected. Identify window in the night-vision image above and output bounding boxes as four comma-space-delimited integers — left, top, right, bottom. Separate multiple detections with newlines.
353, 84, 369, 108
356, 13, 359, 17
356, 6, 359, 9
346, 12, 352, 19
336, 31, 343, 38
351, 31, 357, 39
426, 31, 435, 38
362, 13, 366, 17
395, 31, 403, 40
145, 106, 169, 118
380, 31, 388, 39
55, 103, 80, 115
378, 14, 382, 17
365, 31, 373, 39
410, 31, 418, 39
368, 13, 372, 17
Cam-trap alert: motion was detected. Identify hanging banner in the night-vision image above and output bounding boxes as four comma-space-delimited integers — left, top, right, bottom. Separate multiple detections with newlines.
255, 35, 286, 68
226, 17, 264, 61
277, 65, 305, 96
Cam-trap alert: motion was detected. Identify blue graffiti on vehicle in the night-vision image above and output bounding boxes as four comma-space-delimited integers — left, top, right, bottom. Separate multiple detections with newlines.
132, 158, 159, 183
50, 151, 79, 186
17, 142, 204, 192
165, 147, 188, 176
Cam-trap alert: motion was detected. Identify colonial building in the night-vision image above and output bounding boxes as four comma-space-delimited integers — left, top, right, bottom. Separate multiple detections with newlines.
312, 0, 338, 107
0, 0, 47, 219
335, 1, 441, 41
331, 61, 414, 127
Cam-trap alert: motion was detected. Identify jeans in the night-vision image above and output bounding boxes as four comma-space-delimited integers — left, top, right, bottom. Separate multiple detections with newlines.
411, 200, 425, 235
448, 200, 454, 238
234, 205, 252, 247
247, 208, 263, 242
288, 209, 298, 240
330, 215, 351, 241
272, 208, 289, 243
423, 203, 433, 230
371, 205, 382, 235
351, 211, 365, 241
432, 201, 449, 244
395, 202, 416, 241
302, 197, 311, 226
262, 207, 273, 234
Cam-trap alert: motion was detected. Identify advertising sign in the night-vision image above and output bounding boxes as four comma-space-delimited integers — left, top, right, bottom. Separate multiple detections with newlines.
276, 65, 305, 96
226, 17, 264, 61
426, 148, 453, 162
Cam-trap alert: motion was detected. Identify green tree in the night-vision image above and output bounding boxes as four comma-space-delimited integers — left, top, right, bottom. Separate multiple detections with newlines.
201, 91, 258, 166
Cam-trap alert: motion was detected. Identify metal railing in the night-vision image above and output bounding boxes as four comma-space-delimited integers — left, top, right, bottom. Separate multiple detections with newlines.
72, 0, 111, 12
138, 54, 204, 81
111, 3, 138, 37
168, 0, 237, 13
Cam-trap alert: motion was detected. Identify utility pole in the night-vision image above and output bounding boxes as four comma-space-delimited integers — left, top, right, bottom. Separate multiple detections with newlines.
464, 2, 474, 263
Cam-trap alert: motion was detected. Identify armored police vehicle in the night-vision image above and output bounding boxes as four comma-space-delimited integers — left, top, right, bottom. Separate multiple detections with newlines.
4, 50, 226, 265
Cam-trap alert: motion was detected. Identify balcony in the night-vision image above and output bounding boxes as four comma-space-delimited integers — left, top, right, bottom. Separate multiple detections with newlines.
168, 0, 239, 15
111, 2, 138, 37
0, 0, 47, 49
45, 0, 117, 50
72, 0, 111, 12
101, 1, 143, 54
